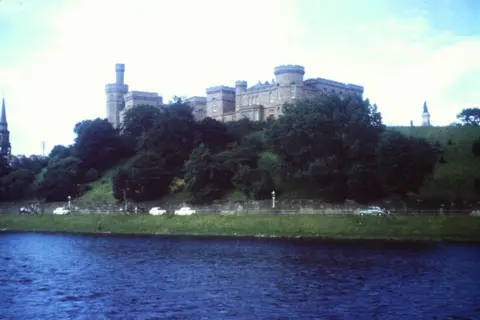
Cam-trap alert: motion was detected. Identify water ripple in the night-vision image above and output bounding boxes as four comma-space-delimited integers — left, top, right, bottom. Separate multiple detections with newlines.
0, 234, 479, 319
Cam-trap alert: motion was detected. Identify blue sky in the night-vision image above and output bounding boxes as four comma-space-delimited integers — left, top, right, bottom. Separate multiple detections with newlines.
0, 0, 479, 155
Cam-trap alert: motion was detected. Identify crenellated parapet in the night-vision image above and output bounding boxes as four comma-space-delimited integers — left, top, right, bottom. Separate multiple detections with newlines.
246, 81, 276, 92
346, 84, 364, 93
105, 83, 129, 93
186, 96, 207, 103
304, 78, 364, 93
274, 65, 305, 75
124, 91, 162, 102
206, 85, 236, 94
235, 80, 247, 87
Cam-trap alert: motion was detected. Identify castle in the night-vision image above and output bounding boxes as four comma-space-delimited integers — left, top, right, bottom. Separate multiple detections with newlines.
104, 63, 432, 127
105, 64, 163, 129
186, 65, 365, 122
105, 64, 364, 127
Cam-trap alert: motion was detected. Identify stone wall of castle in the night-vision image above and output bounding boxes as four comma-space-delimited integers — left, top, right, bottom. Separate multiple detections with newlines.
187, 65, 364, 123
106, 63, 364, 127
106, 64, 163, 129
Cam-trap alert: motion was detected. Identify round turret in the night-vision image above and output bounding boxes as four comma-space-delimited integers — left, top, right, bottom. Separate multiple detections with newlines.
115, 63, 125, 85
274, 65, 305, 85
235, 80, 247, 94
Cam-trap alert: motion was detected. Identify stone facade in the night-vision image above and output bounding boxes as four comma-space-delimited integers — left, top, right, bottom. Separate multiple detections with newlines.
106, 63, 363, 127
106, 64, 163, 129
185, 96, 207, 121
187, 65, 364, 122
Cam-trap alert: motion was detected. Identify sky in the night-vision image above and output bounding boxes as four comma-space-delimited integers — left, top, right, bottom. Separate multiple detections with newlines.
0, 0, 479, 156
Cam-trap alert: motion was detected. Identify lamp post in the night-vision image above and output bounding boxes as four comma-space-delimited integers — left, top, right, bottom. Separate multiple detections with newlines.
271, 191, 276, 209
67, 196, 71, 211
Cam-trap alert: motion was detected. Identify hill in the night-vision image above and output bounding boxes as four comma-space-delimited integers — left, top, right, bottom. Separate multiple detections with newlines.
390, 126, 480, 201
78, 125, 480, 202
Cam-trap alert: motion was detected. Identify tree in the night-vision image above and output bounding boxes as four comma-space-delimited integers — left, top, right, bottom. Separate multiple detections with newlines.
197, 117, 235, 152
457, 108, 480, 126
10, 155, 48, 174
183, 145, 232, 203
472, 137, 480, 157
144, 100, 198, 175
231, 165, 273, 199
84, 168, 100, 182
73, 118, 132, 172
112, 152, 173, 202
264, 94, 385, 202
376, 130, 437, 197
224, 117, 265, 141
112, 168, 130, 201
120, 104, 162, 150
0, 169, 36, 201
49, 145, 71, 159
36, 157, 85, 201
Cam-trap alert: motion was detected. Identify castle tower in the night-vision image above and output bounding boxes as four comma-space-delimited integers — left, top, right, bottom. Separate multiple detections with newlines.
235, 80, 247, 95
105, 63, 129, 128
0, 98, 11, 160
273, 65, 305, 86
422, 101, 431, 126
206, 86, 236, 121
273, 65, 305, 101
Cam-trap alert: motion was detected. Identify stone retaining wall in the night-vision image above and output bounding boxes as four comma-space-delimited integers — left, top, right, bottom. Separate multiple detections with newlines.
0, 199, 479, 215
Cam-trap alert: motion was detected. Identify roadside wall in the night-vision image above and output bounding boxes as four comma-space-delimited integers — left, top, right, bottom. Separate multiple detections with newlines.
0, 199, 479, 215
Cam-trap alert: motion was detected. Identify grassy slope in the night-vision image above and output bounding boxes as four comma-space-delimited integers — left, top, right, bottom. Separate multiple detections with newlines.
77, 155, 141, 201
390, 126, 480, 201
78, 126, 480, 202
1, 214, 479, 242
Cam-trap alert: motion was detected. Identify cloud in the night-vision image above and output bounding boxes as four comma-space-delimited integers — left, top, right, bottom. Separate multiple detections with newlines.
304, 14, 480, 126
0, 0, 479, 155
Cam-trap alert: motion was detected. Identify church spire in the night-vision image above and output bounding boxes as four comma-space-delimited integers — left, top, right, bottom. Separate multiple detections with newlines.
1, 98, 6, 124
0, 97, 11, 160
422, 101, 431, 126
423, 101, 428, 114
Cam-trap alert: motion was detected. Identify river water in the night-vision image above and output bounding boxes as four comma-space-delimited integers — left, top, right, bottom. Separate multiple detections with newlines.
0, 233, 479, 319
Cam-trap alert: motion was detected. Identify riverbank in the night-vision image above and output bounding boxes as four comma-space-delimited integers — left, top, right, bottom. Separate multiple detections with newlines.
1, 214, 480, 242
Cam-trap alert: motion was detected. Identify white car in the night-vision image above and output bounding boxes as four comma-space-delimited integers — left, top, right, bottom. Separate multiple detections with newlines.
149, 207, 167, 215
359, 206, 387, 216
53, 207, 70, 215
174, 207, 196, 215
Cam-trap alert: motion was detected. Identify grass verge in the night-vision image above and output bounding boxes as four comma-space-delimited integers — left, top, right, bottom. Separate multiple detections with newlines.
1, 214, 480, 242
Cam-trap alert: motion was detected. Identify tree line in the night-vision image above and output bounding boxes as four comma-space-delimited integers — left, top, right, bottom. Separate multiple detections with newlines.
0, 95, 479, 204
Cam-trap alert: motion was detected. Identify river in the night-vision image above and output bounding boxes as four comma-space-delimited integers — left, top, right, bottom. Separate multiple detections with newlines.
1, 233, 479, 319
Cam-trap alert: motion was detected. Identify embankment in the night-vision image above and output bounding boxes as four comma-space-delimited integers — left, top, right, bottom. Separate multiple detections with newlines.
1, 214, 480, 242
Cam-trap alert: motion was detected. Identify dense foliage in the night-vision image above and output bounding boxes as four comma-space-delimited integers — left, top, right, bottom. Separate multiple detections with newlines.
3, 94, 477, 204
457, 107, 480, 126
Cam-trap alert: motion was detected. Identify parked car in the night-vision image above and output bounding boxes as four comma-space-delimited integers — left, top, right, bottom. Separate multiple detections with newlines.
174, 207, 196, 215
53, 207, 70, 215
149, 207, 167, 215
359, 206, 387, 216
19, 207, 39, 215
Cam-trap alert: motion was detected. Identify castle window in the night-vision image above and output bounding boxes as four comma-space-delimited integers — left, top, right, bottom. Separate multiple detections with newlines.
277, 88, 280, 100
269, 92, 273, 102
290, 84, 296, 99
